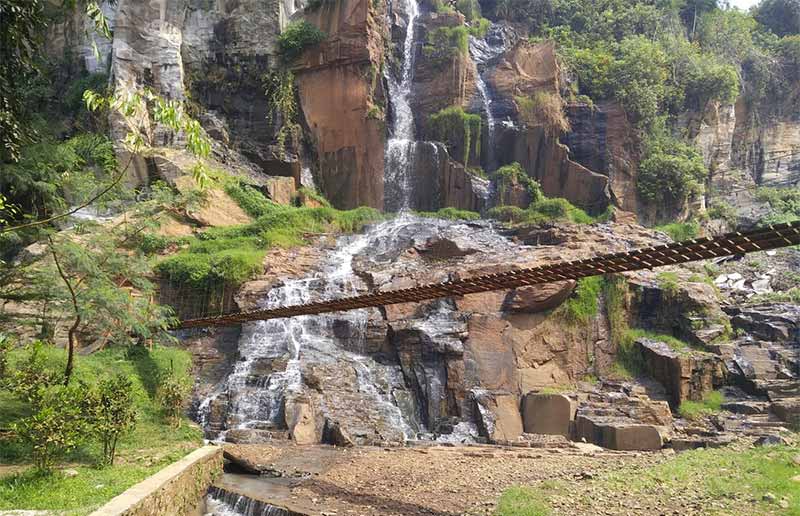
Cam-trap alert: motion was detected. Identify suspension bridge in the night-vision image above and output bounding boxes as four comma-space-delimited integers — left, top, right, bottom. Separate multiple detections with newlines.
177, 220, 800, 329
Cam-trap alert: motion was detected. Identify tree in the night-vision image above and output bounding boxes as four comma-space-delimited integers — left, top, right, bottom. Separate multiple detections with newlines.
610, 36, 670, 128
680, 0, 718, 38
638, 134, 707, 207
0, 0, 45, 163
755, 0, 800, 37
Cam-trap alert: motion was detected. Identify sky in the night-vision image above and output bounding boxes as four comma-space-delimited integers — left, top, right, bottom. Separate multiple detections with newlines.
727, 0, 760, 10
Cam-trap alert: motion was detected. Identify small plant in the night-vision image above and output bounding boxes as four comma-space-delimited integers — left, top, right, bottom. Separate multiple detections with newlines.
423, 26, 469, 66
156, 362, 191, 427
654, 221, 700, 242
429, 105, 482, 164
89, 374, 137, 466
415, 207, 480, 221
656, 271, 681, 295
562, 276, 603, 324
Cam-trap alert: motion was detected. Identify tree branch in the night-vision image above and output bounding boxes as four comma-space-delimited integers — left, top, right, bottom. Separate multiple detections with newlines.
0, 153, 135, 235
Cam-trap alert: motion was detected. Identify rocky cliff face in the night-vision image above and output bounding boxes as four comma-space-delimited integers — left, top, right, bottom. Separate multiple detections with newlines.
293, 0, 388, 210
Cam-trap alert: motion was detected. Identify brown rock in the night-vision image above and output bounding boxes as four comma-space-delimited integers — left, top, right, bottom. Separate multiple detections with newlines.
503, 281, 576, 313
636, 338, 725, 408
294, 0, 387, 210
521, 393, 576, 437
473, 390, 523, 443
263, 176, 297, 205
575, 416, 663, 451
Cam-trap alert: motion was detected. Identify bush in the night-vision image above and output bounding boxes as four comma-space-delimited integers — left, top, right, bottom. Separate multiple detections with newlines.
277, 21, 326, 61
469, 17, 491, 38
515, 91, 570, 136
13, 384, 92, 471
707, 201, 737, 225
89, 374, 137, 466
224, 181, 282, 218
638, 136, 707, 208
415, 207, 481, 221
562, 276, 603, 324
156, 365, 191, 428
493, 163, 543, 206
423, 26, 469, 65
756, 186, 800, 224
610, 36, 669, 129
488, 197, 595, 225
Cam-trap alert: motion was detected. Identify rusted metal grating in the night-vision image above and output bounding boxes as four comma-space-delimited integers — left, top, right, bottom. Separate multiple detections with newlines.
178, 221, 800, 329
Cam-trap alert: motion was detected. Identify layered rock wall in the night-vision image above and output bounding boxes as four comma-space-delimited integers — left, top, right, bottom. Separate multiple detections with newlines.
294, 0, 388, 209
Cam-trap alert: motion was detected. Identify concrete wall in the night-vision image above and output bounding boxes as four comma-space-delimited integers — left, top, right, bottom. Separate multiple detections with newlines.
90, 446, 222, 516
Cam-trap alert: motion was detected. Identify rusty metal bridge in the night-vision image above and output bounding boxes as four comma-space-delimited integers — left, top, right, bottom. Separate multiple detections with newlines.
178, 220, 800, 329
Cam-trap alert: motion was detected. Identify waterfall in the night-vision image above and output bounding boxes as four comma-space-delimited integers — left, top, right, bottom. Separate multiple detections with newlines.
384, 0, 421, 211
469, 35, 500, 173
197, 218, 419, 443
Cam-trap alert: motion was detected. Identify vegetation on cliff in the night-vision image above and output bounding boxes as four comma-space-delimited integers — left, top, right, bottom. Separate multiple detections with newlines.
429, 106, 482, 165
277, 21, 326, 61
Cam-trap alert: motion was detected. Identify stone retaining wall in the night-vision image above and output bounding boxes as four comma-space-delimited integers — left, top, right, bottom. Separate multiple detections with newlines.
90, 445, 223, 516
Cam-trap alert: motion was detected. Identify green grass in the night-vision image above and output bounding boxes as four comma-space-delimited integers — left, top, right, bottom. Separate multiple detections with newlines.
656, 271, 681, 295
488, 197, 600, 226
654, 221, 700, 242
0, 344, 202, 513
495, 485, 552, 516
596, 444, 800, 515
415, 207, 480, 221
625, 328, 693, 354
561, 276, 603, 324
678, 390, 725, 420
154, 199, 383, 289
496, 444, 800, 515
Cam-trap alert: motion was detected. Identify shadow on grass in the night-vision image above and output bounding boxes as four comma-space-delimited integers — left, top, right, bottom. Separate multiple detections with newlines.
126, 346, 161, 400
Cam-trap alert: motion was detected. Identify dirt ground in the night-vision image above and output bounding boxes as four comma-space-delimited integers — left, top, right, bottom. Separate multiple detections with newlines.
217, 442, 673, 515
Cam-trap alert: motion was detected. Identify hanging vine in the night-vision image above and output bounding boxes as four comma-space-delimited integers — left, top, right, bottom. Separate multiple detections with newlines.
264, 69, 302, 159
429, 105, 482, 164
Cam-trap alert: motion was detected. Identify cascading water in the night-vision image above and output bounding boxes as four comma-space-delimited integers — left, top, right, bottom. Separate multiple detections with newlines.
197, 218, 420, 443
384, 0, 420, 211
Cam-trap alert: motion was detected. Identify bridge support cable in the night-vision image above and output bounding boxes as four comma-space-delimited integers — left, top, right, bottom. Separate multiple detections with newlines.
178, 221, 800, 329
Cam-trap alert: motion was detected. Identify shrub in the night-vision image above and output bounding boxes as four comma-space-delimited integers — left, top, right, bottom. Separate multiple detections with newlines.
277, 21, 326, 61
89, 374, 137, 466
562, 276, 604, 324
515, 91, 570, 136
707, 201, 737, 226
493, 162, 543, 206
423, 26, 469, 65
13, 384, 92, 471
638, 136, 707, 208
488, 197, 595, 225
610, 36, 669, 129
755, 186, 800, 224
469, 17, 491, 38
429, 106, 482, 164
415, 207, 481, 221
224, 181, 281, 218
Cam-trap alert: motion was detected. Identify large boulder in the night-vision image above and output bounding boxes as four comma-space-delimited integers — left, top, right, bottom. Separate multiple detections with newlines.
503, 281, 576, 313
472, 390, 523, 443
521, 392, 576, 437
637, 338, 726, 408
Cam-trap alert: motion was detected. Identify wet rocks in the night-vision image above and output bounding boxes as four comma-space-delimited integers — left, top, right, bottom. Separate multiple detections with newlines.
727, 304, 800, 343
472, 389, 523, 442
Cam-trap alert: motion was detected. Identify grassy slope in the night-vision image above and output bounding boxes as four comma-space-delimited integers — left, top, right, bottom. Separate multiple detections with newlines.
496, 444, 800, 516
0, 345, 202, 513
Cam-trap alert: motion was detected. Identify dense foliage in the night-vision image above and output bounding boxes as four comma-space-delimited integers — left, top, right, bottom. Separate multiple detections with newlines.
277, 21, 326, 61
